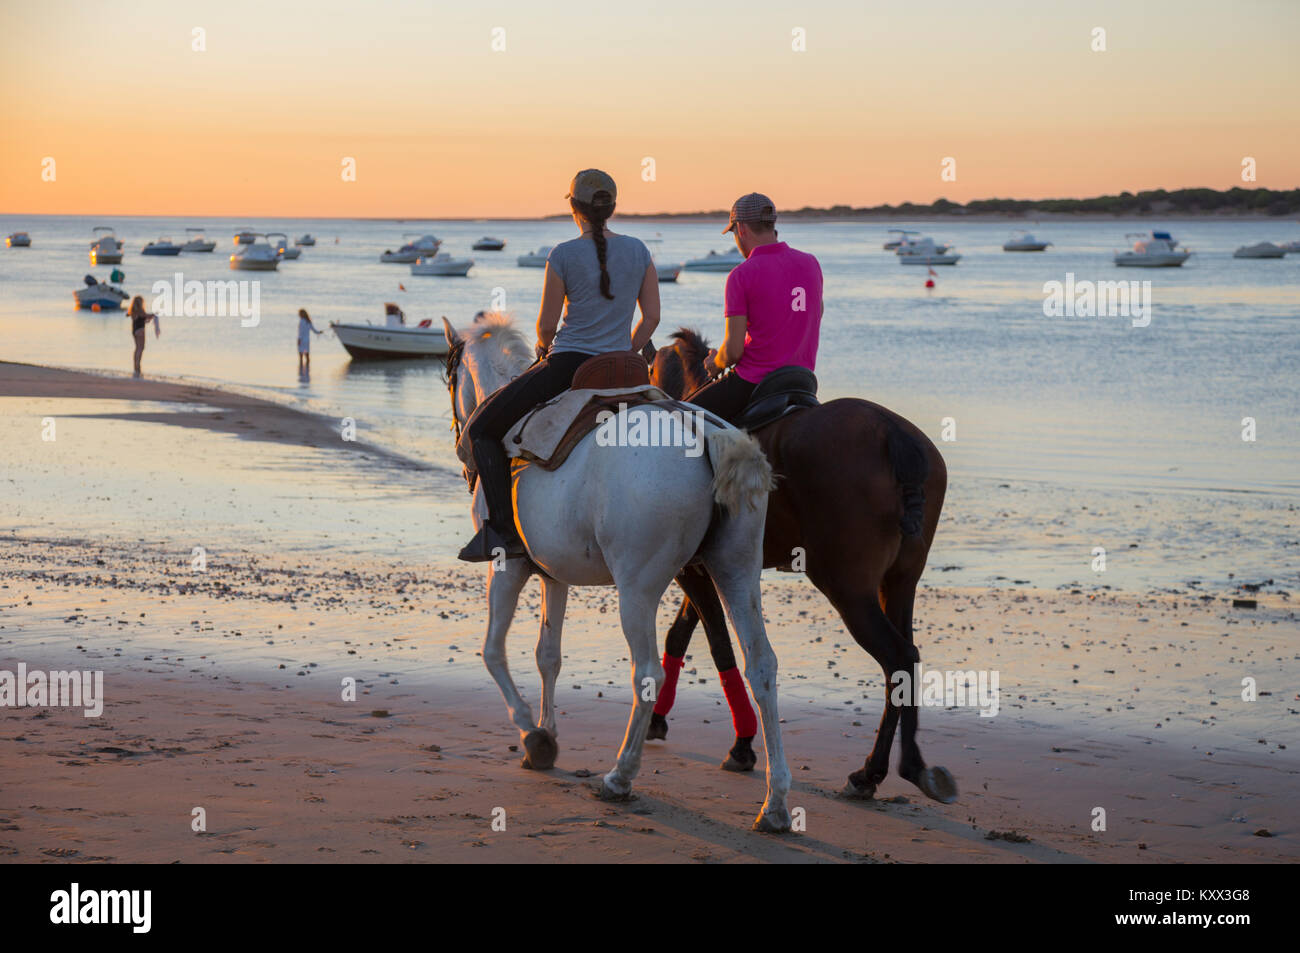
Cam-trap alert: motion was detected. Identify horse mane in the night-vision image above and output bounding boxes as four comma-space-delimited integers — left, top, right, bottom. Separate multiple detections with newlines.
666, 327, 710, 397
463, 311, 532, 378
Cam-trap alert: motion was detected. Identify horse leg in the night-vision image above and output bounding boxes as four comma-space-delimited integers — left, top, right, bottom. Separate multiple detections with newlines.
647, 592, 698, 741
599, 587, 665, 800
480, 559, 545, 765
674, 568, 757, 771
526, 576, 568, 770
702, 524, 792, 832
830, 594, 917, 799
882, 573, 958, 803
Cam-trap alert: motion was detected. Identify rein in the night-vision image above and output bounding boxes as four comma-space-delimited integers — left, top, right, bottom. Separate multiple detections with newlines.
443, 338, 467, 446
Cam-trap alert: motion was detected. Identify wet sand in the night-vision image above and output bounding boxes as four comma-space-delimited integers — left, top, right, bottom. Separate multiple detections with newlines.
1, 362, 1296, 863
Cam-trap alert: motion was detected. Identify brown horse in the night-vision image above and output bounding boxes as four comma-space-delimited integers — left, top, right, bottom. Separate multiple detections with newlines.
648, 329, 956, 802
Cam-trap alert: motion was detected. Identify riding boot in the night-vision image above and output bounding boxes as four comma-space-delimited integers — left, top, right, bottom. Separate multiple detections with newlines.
458, 439, 526, 562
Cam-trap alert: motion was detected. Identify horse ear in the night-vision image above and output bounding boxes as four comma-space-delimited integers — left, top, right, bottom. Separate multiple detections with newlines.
441, 317, 460, 346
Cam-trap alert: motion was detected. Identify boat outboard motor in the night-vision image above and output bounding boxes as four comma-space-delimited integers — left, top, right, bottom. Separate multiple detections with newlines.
83, 275, 98, 287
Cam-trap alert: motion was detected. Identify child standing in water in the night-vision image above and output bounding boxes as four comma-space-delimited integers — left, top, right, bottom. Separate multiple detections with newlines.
298, 308, 322, 372
127, 296, 159, 378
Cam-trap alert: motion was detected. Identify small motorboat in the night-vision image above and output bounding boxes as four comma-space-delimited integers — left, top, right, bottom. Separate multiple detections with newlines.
1115, 231, 1190, 267
181, 228, 216, 252
1003, 231, 1052, 252
331, 303, 450, 359
410, 253, 474, 276
516, 246, 552, 268
295, 234, 316, 246
1233, 241, 1286, 259
645, 238, 681, 282
142, 236, 183, 256
230, 234, 280, 271
472, 237, 506, 251
883, 229, 920, 250
381, 233, 441, 263
268, 232, 300, 260
6, 232, 31, 248
234, 229, 258, 245
1280, 240, 1300, 255
683, 247, 744, 272
897, 236, 960, 265
89, 226, 124, 265
74, 273, 128, 310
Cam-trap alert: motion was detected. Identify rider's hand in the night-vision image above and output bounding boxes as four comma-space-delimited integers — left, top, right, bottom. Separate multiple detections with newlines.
535, 341, 548, 360
705, 348, 722, 379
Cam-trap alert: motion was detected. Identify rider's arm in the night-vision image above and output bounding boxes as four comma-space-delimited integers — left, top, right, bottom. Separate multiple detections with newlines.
535, 262, 565, 354
630, 263, 660, 352
712, 313, 748, 375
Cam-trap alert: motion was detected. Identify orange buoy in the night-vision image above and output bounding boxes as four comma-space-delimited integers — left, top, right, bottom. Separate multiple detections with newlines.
91, 302, 101, 312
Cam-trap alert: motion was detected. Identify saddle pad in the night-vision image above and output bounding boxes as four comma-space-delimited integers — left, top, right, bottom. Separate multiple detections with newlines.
502, 385, 669, 465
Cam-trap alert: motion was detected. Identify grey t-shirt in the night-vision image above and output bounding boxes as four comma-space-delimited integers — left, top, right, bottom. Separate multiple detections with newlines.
547, 232, 652, 356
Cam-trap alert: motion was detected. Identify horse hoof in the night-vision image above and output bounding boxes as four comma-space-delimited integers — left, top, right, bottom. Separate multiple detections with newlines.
521, 729, 557, 771
597, 782, 633, 802
917, 765, 958, 804
721, 737, 757, 772
841, 778, 877, 800
753, 812, 792, 834
646, 712, 668, 741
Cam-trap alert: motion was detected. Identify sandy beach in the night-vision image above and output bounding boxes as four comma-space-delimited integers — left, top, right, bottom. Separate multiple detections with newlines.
2, 361, 1296, 864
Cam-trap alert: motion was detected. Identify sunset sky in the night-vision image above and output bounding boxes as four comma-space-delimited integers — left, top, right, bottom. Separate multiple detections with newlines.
1, 0, 1296, 218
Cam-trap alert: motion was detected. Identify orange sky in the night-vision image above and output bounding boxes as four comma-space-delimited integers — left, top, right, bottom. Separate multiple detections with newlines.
2, 0, 1296, 218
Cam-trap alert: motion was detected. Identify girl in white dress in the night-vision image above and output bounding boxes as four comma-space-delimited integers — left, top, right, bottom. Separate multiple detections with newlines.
298, 308, 322, 371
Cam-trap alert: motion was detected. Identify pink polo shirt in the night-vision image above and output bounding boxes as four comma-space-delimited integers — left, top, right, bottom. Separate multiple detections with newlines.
723, 241, 824, 384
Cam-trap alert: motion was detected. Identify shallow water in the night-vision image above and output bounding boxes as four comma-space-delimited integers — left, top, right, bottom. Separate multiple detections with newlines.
2, 214, 1297, 592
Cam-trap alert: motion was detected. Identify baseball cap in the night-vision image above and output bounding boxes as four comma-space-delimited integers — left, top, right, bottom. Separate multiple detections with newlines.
724, 192, 777, 233
566, 169, 617, 206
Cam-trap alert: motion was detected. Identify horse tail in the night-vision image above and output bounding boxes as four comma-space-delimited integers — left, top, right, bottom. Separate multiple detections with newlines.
706, 428, 775, 514
885, 420, 929, 538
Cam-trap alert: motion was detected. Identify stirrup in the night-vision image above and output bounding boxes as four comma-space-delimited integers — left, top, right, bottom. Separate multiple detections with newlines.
457, 523, 525, 563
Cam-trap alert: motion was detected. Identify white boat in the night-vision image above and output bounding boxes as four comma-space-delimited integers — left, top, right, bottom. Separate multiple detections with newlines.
897, 236, 961, 265
6, 232, 31, 248
883, 229, 920, 250
181, 227, 215, 252
295, 234, 316, 246
410, 253, 474, 276
683, 247, 743, 272
516, 246, 552, 268
331, 304, 449, 359
73, 274, 128, 310
89, 226, 124, 265
1114, 231, 1190, 267
644, 237, 681, 282
142, 236, 183, 256
472, 237, 506, 251
1003, 231, 1052, 252
234, 229, 258, 245
268, 232, 300, 260
381, 233, 441, 263
229, 234, 280, 271
1233, 241, 1286, 259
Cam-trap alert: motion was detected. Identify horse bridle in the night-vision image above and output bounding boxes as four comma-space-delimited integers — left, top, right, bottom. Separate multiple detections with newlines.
443, 338, 467, 446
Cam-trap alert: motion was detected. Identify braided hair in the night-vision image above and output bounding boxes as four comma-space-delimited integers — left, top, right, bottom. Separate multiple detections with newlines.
571, 195, 616, 300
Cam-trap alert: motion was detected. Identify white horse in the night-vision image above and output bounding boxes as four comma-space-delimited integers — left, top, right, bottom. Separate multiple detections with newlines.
442, 313, 791, 832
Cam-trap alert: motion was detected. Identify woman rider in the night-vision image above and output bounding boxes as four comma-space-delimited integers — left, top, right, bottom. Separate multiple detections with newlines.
458, 169, 660, 562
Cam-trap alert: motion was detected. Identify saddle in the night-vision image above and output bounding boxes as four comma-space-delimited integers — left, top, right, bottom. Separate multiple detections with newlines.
734, 365, 819, 432
506, 351, 663, 473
